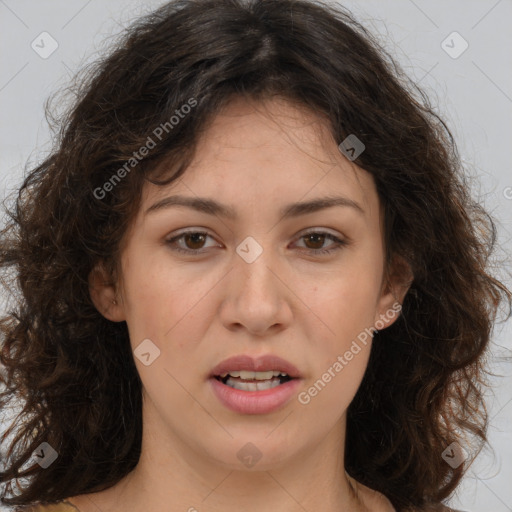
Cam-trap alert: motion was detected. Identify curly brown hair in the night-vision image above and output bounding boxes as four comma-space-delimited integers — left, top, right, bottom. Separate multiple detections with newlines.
0, 0, 510, 510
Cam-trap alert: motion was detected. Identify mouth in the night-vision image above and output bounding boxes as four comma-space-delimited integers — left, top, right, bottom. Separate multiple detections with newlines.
209, 353, 302, 385
214, 370, 294, 391
208, 354, 302, 414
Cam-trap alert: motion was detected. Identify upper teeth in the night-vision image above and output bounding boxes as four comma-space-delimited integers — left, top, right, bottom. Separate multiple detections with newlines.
219, 370, 288, 380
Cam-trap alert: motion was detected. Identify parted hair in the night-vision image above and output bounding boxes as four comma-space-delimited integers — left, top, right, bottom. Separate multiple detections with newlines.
1, 0, 510, 510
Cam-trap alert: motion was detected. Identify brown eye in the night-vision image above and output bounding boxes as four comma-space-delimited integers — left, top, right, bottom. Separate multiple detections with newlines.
294, 230, 348, 255
302, 232, 327, 250
182, 232, 207, 250
166, 231, 217, 254
166, 229, 347, 256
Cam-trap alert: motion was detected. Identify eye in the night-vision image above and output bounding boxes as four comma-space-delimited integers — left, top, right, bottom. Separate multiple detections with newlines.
165, 230, 219, 254
165, 229, 348, 256
292, 230, 348, 255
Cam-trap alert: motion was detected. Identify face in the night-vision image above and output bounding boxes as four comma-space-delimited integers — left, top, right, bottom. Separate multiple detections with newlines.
90, 96, 407, 473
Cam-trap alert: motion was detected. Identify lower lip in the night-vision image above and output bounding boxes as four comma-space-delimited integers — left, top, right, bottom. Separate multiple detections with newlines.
209, 377, 302, 415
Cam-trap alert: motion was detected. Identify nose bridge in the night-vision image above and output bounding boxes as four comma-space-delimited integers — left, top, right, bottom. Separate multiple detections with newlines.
234, 234, 278, 297
221, 234, 291, 334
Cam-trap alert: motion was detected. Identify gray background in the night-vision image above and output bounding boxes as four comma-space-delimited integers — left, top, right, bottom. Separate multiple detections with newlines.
0, 1, 511, 511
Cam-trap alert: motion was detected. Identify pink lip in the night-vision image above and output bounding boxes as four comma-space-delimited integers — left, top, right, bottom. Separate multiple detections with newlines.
209, 377, 302, 414
209, 354, 302, 379
209, 353, 302, 415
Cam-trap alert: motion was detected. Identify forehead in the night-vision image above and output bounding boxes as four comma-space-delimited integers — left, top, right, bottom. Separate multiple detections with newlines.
141, 96, 380, 222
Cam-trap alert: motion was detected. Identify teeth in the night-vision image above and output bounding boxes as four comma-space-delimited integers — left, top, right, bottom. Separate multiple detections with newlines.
218, 370, 289, 380
225, 377, 282, 391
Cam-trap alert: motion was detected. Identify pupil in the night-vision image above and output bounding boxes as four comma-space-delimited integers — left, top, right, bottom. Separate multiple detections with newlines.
185, 233, 205, 249
305, 233, 324, 249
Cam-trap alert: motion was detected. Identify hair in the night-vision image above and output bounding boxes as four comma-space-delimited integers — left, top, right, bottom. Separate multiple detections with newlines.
0, 0, 510, 510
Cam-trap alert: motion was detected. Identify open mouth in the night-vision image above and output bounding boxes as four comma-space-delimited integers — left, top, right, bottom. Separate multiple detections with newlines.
214, 370, 294, 391
209, 360, 302, 414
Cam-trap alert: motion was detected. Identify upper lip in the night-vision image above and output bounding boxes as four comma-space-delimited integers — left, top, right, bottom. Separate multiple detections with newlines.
210, 354, 302, 379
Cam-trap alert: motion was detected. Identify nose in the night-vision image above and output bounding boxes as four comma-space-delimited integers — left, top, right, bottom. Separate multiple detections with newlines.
218, 245, 293, 337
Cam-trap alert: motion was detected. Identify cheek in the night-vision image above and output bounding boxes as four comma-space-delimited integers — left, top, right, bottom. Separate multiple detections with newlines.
319, 267, 382, 345
302, 344, 371, 423
302, 281, 375, 415
298, 285, 373, 420
303, 255, 382, 399
121, 257, 218, 366
118, 254, 178, 355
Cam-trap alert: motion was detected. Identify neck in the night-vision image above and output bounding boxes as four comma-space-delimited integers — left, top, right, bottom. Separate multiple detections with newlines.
76, 400, 367, 512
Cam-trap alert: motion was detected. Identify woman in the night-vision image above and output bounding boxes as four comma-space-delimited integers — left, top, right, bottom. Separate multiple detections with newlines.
0, 0, 509, 511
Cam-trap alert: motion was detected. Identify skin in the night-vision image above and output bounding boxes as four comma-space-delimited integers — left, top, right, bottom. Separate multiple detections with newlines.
77, 96, 411, 512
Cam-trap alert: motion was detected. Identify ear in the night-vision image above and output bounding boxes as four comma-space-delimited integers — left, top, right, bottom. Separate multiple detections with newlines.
373, 254, 413, 331
88, 262, 126, 322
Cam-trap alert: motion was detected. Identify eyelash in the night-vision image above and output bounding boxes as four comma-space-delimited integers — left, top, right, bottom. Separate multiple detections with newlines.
165, 229, 348, 256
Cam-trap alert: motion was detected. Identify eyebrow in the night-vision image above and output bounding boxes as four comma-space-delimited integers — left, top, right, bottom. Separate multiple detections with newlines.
145, 194, 364, 219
